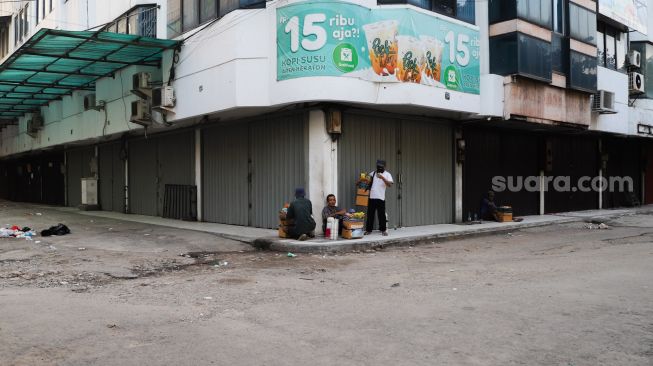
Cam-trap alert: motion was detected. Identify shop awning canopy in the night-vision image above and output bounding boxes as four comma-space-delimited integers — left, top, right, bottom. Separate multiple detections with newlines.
0, 28, 180, 120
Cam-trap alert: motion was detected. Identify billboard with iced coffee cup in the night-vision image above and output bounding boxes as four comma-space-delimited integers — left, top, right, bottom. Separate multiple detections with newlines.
276, 0, 480, 95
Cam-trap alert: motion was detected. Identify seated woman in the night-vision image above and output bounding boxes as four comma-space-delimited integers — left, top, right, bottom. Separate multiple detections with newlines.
321, 194, 347, 234
480, 190, 500, 221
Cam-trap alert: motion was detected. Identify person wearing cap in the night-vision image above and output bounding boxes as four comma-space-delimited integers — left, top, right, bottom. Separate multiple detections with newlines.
364, 159, 394, 236
285, 187, 316, 241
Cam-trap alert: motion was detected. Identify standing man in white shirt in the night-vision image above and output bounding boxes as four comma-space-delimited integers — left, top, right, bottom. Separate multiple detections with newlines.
364, 159, 394, 236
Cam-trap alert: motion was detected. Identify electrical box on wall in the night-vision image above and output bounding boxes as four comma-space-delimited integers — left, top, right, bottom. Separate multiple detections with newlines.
326, 108, 342, 141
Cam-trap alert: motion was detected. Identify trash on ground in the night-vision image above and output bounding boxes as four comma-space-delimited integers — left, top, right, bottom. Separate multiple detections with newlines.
203, 296, 213, 300
78, 247, 86, 251
41, 223, 71, 237
287, 252, 297, 258
585, 223, 610, 230
391, 283, 400, 288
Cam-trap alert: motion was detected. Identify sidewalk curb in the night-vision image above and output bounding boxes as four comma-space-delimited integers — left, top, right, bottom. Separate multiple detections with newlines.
254, 217, 580, 253
255, 208, 653, 253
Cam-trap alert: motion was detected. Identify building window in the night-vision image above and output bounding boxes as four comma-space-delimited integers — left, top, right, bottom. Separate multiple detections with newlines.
597, 22, 627, 72
377, 0, 476, 24
552, 0, 564, 34
490, 32, 552, 82
569, 50, 597, 92
103, 6, 158, 38
23, 3, 29, 37
167, 0, 266, 38
568, 3, 596, 45
0, 26, 9, 58
489, 0, 551, 29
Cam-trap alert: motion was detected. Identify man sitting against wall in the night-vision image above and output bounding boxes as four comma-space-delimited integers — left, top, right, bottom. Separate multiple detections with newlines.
321, 194, 347, 235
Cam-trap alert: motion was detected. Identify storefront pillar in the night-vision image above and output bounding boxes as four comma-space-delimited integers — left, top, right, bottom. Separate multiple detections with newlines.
455, 129, 463, 223
307, 110, 338, 226
195, 128, 203, 222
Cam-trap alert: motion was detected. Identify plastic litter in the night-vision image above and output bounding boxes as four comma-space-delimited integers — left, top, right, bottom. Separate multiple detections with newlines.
287, 252, 297, 258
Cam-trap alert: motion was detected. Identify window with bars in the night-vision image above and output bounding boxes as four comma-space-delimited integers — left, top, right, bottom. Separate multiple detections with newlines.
102, 6, 158, 38
167, 0, 267, 38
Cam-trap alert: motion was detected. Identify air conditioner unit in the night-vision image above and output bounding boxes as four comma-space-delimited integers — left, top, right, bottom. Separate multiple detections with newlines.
629, 72, 645, 94
131, 72, 152, 99
130, 99, 152, 126
628, 50, 641, 68
591, 90, 616, 113
83, 94, 96, 111
26, 113, 44, 138
152, 86, 176, 109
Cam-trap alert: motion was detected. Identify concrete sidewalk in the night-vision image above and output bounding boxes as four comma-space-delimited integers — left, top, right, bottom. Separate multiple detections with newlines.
52, 204, 653, 253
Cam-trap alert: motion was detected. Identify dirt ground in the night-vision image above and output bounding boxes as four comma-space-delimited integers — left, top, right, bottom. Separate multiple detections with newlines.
1, 201, 652, 366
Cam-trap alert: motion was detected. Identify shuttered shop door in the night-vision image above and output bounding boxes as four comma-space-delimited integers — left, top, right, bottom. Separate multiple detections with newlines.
338, 113, 400, 228
129, 138, 158, 216
251, 114, 306, 229
129, 132, 195, 216
99, 143, 125, 213
203, 123, 249, 226
463, 128, 540, 218
156, 132, 195, 216
401, 120, 453, 226
66, 147, 95, 207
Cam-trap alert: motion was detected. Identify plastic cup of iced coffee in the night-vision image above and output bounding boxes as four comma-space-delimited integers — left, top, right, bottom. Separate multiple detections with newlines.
363, 20, 399, 76
396, 36, 425, 84
420, 35, 443, 83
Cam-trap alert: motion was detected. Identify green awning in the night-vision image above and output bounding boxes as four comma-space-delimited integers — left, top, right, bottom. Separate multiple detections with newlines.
0, 28, 180, 119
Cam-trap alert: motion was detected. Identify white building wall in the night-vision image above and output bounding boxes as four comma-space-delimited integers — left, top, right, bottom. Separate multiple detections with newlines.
0, 0, 167, 158
591, 67, 630, 135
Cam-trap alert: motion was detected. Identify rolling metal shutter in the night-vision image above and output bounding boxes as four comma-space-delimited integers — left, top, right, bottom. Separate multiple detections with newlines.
400, 120, 453, 226
66, 147, 95, 207
129, 132, 195, 217
251, 114, 306, 229
128, 138, 158, 216
202, 123, 249, 226
156, 131, 195, 216
338, 113, 399, 228
99, 142, 125, 213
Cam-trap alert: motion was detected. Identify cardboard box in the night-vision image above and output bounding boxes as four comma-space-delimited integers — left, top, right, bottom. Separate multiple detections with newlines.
343, 220, 365, 230
278, 226, 289, 238
497, 212, 513, 222
355, 194, 369, 207
356, 188, 370, 196
342, 228, 364, 239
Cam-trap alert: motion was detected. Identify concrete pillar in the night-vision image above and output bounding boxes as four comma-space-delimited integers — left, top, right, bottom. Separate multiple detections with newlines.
539, 170, 545, 215
454, 129, 463, 223
307, 110, 337, 226
195, 128, 202, 221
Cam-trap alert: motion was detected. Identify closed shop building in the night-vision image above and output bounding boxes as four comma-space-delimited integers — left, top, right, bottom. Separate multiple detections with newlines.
338, 112, 453, 228
66, 147, 95, 208
463, 128, 540, 218
129, 130, 195, 217
98, 142, 125, 213
203, 113, 306, 229
604, 138, 642, 208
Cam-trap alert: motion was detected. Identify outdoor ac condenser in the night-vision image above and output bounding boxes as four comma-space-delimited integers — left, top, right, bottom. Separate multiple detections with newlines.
152, 86, 176, 109
130, 100, 152, 126
629, 72, 645, 94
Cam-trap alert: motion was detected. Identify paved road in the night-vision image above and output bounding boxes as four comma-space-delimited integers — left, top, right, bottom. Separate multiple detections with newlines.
1, 202, 652, 366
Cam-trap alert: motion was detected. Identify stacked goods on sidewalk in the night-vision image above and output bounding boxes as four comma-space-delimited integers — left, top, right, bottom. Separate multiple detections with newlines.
356, 173, 371, 207
497, 206, 513, 222
342, 211, 365, 239
278, 203, 294, 238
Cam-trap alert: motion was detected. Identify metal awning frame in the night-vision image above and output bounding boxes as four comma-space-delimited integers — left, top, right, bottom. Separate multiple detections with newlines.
0, 28, 180, 120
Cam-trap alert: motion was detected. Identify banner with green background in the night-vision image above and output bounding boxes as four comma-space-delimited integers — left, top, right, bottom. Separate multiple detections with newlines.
277, 0, 480, 94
